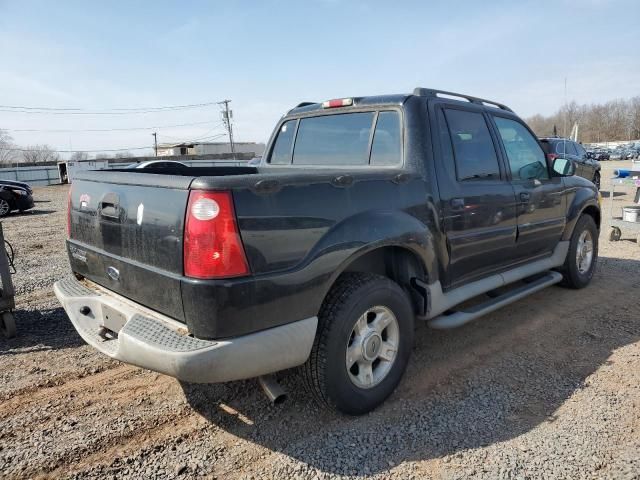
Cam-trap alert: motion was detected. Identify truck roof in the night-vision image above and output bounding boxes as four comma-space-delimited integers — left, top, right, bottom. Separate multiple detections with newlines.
287, 87, 514, 116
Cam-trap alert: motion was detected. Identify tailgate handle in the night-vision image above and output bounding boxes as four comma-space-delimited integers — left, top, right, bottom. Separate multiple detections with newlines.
100, 193, 121, 219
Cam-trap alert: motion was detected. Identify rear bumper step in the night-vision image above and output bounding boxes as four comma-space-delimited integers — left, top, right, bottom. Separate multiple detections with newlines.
428, 271, 563, 329
54, 277, 317, 383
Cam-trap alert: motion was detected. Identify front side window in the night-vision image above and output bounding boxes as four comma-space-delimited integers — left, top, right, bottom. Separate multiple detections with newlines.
444, 109, 500, 180
494, 117, 549, 181
293, 112, 374, 165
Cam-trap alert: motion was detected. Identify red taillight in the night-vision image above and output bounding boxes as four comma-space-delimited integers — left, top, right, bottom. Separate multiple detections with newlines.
66, 187, 72, 238
184, 190, 249, 279
322, 98, 353, 108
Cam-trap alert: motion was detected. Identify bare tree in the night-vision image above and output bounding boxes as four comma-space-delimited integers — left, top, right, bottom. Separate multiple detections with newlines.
21, 145, 60, 164
69, 151, 91, 161
525, 96, 640, 143
0, 129, 17, 165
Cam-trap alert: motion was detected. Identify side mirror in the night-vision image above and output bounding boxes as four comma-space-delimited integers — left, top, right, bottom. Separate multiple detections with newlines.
552, 157, 575, 176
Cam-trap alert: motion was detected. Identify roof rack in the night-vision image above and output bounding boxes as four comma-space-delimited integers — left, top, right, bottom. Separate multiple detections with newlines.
413, 88, 513, 112
294, 102, 317, 108
287, 101, 319, 114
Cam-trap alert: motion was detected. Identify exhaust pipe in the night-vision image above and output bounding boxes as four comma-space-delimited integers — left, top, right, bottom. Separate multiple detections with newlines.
258, 375, 287, 404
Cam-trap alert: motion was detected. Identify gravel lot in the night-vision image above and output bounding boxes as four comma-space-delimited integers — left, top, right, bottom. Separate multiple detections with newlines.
1, 161, 639, 479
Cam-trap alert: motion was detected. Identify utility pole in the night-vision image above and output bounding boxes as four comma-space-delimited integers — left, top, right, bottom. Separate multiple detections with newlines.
218, 100, 236, 160
152, 132, 158, 157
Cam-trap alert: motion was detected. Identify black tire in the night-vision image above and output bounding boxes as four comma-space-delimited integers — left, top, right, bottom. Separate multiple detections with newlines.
302, 273, 414, 415
593, 171, 600, 190
559, 215, 598, 289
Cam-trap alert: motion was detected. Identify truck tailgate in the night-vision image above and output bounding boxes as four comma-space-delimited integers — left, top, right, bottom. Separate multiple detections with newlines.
68, 173, 191, 321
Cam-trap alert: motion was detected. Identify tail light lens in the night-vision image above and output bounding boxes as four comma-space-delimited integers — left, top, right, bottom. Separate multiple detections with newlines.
184, 190, 249, 279
66, 187, 72, 238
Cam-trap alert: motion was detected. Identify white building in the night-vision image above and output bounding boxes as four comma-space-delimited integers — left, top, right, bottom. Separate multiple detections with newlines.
157, 142, 265, 157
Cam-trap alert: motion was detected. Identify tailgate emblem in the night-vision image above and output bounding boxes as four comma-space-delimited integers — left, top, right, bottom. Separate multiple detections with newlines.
106, 266, 120, 281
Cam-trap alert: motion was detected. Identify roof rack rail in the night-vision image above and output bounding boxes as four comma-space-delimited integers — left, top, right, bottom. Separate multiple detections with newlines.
413, 88, 513, 112
287, 101, 318, 114
295, 102, 317, 108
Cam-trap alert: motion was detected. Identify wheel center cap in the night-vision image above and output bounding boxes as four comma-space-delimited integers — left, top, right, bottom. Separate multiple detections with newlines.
362, 332, 382, 361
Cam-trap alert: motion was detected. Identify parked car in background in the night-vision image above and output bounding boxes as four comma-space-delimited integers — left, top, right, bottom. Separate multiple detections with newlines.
0, 179, 33, 195
539, 138, 601, 189
125, 160, 189, 169
609, 150, 623, 160
592, 149, 610, 161
0, 183, 34, 217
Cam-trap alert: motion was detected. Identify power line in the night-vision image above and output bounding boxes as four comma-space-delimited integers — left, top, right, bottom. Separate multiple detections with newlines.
13, 145, 152, 153
159, 128, 227, 144
11, 133, 228, 154
8, 120, 221, 133
0, 101, 219, 115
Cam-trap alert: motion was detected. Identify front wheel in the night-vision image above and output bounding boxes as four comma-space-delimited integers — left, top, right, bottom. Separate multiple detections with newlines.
302, 273, 414, 415
559, 215, 598, 289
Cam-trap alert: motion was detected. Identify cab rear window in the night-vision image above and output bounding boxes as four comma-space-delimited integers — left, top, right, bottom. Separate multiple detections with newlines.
268, 111, 402, 166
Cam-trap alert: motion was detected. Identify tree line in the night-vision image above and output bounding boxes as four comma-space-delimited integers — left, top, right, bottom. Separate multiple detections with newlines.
0, 129, 134, 166
525, 96, 640, 144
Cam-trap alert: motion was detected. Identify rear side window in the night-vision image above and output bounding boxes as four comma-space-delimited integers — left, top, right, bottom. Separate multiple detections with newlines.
370, 111, 402, 165
444, 109, 500, 180
268, 110, 402, 166
293, 112, 374, 165
270, 120, 297, 164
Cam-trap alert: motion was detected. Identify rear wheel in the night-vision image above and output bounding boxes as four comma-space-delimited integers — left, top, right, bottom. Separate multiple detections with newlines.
302, 273, 414, 415
559, 215, 598, 289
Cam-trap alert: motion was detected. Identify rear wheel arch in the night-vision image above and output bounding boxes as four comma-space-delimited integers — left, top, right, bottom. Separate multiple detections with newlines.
325, 245, 429, 317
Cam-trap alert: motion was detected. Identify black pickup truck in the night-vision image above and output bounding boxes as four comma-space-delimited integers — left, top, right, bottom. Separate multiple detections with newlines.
55, 88, 601, 414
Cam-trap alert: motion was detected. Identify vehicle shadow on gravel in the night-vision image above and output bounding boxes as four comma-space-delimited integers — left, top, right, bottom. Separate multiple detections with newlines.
0, 307, 86, 354
182, 256, 640, 477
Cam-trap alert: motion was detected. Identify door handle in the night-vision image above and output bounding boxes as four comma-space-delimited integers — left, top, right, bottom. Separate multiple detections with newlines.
519, 192, 531, 203
450, 198, 465, 210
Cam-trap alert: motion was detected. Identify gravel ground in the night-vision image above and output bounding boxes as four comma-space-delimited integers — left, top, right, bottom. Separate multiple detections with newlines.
0, 161, 639, 479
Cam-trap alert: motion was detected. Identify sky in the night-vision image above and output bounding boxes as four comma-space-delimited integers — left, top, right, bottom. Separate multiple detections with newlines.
1, 0, 639, 158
